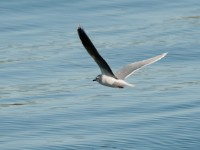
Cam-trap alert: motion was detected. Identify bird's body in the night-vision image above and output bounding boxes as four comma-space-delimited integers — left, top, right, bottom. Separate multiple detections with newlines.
77, 26, 167, 88
96, 75, 134, 88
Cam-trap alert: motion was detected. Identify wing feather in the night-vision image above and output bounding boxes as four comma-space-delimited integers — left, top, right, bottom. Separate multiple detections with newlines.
115, 53, 167, 79
77, 26, 116, 78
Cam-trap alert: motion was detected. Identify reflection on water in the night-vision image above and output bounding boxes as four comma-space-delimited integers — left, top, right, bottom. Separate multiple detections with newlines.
0, 103, 25, 107
180, 15, 200, 20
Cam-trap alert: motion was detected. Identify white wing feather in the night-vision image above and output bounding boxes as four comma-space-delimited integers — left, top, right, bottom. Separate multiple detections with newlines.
115, 53, 167, 79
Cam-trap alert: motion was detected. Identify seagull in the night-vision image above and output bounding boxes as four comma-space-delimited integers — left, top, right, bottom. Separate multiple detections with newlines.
77, 26, 167, 88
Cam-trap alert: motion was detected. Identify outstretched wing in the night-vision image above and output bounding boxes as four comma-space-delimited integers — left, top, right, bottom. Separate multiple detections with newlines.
115, 53, 167, 79
77, 26, 116, 78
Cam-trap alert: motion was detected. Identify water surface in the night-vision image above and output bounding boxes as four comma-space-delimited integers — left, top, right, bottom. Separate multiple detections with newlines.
0, 0, 200, 149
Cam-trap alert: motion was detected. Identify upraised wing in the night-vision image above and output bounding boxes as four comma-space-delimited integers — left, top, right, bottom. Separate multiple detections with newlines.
77, 26, 116, 78
115, 53, 167, 79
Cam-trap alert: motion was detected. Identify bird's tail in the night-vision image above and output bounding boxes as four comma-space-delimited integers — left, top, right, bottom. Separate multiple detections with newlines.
124, 82, 135, 87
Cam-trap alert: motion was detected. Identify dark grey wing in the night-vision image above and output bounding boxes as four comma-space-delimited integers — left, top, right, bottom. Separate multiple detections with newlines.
115, 53, 167, 79
77, 26, 116, 78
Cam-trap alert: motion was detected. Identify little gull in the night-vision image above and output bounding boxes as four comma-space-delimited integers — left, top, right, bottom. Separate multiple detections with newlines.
77, 26, 167, 88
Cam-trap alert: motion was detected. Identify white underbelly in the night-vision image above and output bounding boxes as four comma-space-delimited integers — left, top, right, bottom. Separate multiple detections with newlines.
101, 75, 116, 87
100, 75, 133, 88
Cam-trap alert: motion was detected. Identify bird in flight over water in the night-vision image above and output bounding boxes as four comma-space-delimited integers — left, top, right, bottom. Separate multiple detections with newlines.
77, 25, 167, 88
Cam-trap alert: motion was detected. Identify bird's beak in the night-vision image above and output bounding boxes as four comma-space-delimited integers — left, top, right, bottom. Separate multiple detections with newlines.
93, 78, 96, 81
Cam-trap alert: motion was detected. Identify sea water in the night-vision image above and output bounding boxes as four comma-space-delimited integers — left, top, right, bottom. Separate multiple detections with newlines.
0, 0, 200, 149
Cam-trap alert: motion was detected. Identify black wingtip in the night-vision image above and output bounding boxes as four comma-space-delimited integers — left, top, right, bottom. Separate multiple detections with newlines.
77, 24, 83, 32
77, 24, 85, 37
77, 24, 81, 29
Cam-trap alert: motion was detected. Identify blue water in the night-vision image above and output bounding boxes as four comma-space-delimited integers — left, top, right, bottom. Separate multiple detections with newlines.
0, 0, 200, 149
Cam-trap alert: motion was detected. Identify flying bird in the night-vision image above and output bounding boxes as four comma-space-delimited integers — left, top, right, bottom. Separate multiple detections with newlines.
77, 26, 167, 88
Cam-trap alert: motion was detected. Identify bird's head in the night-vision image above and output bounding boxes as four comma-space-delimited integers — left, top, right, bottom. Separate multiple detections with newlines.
93, 75, 102, 82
